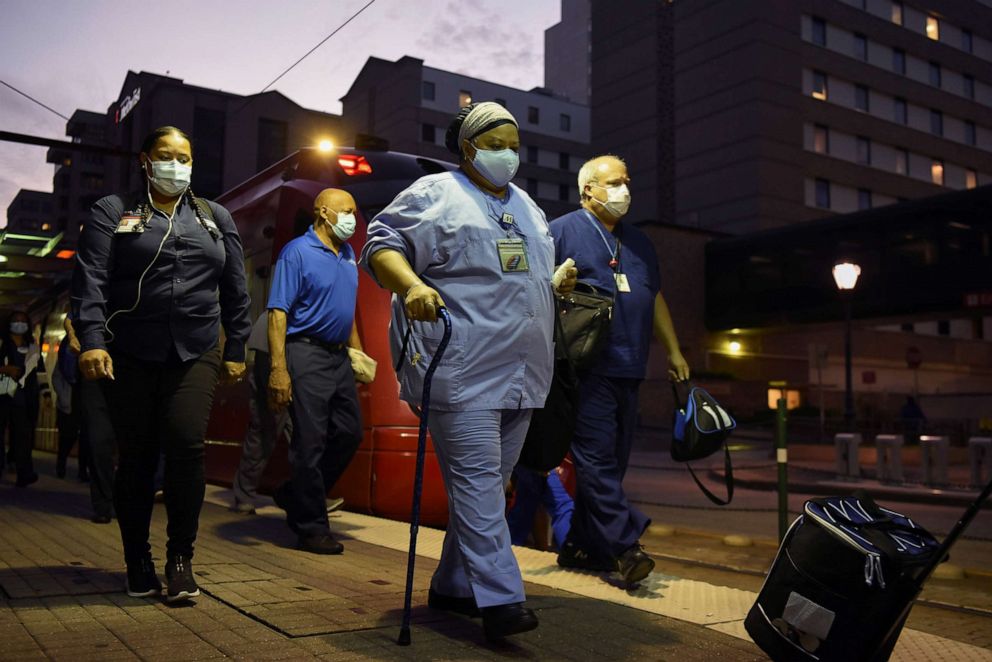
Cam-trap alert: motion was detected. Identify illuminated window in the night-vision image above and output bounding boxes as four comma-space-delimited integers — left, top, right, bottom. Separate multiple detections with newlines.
853, 33, 867, 60
966, 169, 978, 189
813, 124, 829, 153
858, 189, 872, 210
926, 16, 939, 41
894, 97, 907, 124
892, 48, 905, 74
815, 178, 831, 208
895, 148, 909, 175
41, 223, 51, 231
812, 71, 828, 100
856, 136, 871, 165
929, 61, 941, 87
811, 17, 826, 46
768, 389, 802, 410
965, 121, 976, 146
963, 75, 974, 100
931, 159, 944, 186
891, 1, 903, 25
458, 90, 472, 107
855, 85, 869, 112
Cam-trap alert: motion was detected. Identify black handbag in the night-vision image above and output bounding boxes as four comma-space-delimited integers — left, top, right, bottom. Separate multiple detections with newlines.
518, 310, 580, 473
671, 381, 736, 505
558, 281, 615, 372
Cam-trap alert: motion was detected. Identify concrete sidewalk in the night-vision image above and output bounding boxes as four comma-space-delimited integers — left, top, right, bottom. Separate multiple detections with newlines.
2, 456, 991, 661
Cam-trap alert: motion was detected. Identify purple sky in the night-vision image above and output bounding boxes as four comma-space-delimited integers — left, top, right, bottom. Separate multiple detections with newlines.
0, 0, 561, 225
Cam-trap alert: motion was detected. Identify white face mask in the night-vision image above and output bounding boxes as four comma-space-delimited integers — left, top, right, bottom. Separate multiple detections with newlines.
470, 145, 519, 188
146, 159, 192, 197
330, 211, 356, 241
9, 322, 28, 335
591, 183, 631, 218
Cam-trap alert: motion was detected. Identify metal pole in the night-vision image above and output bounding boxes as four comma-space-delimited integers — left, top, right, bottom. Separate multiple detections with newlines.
843, 296, 854, 430
818, 361, 824, 444
776, 395, 788, 542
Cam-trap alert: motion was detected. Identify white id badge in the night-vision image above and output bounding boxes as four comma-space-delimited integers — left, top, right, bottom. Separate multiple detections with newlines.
115, 215, 145, 234
615, 273, 631, 293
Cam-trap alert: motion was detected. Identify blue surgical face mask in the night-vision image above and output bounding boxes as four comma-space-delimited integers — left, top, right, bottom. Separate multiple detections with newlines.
331, 211, 356, 241
146, 159, 192, 197
470, 144, 519, 188
9, 322, 28, 335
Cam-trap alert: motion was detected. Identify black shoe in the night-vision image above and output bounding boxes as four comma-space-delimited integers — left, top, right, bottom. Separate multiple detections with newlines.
617, 544, 655, 584
91, 514, 112, 524
298, 533, 343, 555
15, 473, 39, 488
273, 485, 300, 534
428, 587, 480, 617
125, 557, 163, 598
164, 555, 200, 603
56, 459, 66, 479
481, 603, 539, 641
557, 541, 617, 573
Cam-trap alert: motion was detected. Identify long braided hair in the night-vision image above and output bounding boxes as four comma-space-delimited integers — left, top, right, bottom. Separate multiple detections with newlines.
138, 126, 217, 238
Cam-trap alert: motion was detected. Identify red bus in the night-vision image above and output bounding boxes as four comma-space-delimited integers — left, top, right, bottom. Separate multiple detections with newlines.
205, 145, 456, 527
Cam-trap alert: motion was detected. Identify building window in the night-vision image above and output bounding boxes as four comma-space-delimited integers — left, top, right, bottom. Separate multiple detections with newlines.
931, 159, 944, 185
856, 136, 871, 165
894, 97, 907, 124
422, 81, 435, 101
558, 152, 569, 170
558, 183, 570, 201
930, 109, 943, 136
964, 121, 976, 146
855, 85, 869, 112
901, 322, 914, 332
811, 16, 827, 46
528, 106, 540, 124
929, 61, 941, 87
458, 90, 473, 108
858, 189, 872, 210
527, 145, 538, 163
895, 148, 909, 175
41, 222, 51, 231
963, 75, 975, 100
926, 16, 939, 41
966, 169, 978, 189
815, 178, 831, 208
853, 33, 867, 60
421, 123, 435, 143
813, 71, 827, 101
811, 71, 828, 100
892, 48, 905, 74
962, 29, 973, 53
560, 113, 571, 132
813, 124, 829, 154
891, 1, 903, 25
526, 178, 538, 196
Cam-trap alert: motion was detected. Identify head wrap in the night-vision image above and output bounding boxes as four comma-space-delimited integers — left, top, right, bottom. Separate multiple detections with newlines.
444, 102, 518, 157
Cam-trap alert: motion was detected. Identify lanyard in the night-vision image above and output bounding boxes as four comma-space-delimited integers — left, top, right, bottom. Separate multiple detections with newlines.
484, 194, 523, 238
584, 211, 620, 269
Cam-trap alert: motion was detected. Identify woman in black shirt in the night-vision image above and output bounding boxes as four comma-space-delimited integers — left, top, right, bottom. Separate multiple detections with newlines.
0, 311, 46, 487
71, 126, 251, 603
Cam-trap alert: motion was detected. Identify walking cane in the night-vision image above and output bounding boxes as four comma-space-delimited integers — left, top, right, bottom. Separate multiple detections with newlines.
398, 307, 452, 646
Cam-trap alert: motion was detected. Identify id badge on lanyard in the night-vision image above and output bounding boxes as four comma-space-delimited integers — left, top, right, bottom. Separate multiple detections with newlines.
115, 215, 145, 234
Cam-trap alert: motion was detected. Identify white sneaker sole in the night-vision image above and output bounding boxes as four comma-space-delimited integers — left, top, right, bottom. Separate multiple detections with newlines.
164, 588, 201, 603
126, 586, 162, 598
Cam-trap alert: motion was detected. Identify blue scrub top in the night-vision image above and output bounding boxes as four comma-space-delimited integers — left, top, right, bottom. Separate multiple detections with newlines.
361, 171, 556, 411
267, 227, 358, 344
550, 208, 660, 379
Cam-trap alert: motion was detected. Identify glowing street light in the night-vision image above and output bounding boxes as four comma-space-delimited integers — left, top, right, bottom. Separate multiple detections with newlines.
832, 262, 861, 290
833, 261, 861, 428
318, 139, 334, 152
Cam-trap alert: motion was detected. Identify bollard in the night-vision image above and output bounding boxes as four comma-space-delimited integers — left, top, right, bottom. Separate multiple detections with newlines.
969, 437, 992, 488
920, 435, 950, 487
776, 397, 788, 542
834, 433, 862, 479
875, 434, 904, 484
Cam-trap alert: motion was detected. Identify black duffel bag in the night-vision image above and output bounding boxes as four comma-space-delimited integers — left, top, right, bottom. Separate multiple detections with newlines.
558, 281, 613, 371
518, 310, 580, 473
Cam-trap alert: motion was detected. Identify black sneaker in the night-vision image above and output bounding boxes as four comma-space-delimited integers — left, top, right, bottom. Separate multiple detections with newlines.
164, 555, 200, 602
298, 533, 344, 555
556, 541, 617, 573
617, 543, 655, 584
273, 484, 300, 534
125, 557, 163, 598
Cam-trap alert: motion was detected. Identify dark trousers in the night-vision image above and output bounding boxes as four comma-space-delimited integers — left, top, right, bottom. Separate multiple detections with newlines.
282, 341, 362, 537
233, 351, 292, 504
82, 380, 116, 518
102, 347, 221, 561
57, 385, 91, 477
2, 397, 36, 482
566, 373, 650, 561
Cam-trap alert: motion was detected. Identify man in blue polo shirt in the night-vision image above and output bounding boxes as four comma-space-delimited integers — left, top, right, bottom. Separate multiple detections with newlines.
550, 155, 690, 584
267, 188, 363, 555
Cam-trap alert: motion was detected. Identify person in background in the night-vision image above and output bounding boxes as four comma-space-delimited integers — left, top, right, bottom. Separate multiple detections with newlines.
72, 125, 251, 602
551, 155, 690, 585
53, 321, 90, 481
267, 188, 364, 555
0, 311, 47, 488
507, 464, 574, 550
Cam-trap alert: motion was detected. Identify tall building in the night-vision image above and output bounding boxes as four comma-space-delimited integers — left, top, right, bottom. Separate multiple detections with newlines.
544, 0, 592, 104
45, 110, 108, 245
339, 56, 591, 219
5, 190, 54, 235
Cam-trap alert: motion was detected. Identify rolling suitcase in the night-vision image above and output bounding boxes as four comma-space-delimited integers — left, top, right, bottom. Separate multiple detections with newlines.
745, 478, 992, 661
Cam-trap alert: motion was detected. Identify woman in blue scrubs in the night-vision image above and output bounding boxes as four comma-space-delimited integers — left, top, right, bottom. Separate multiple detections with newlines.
361, 102, 576, 642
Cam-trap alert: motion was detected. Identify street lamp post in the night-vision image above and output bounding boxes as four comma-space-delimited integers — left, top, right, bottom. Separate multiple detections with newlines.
833, 262, 861, 430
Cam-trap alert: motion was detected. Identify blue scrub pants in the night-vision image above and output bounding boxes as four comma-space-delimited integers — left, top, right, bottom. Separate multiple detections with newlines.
507, 466, 574, 548
567, 373, 650, 561
427, 408, 531, 608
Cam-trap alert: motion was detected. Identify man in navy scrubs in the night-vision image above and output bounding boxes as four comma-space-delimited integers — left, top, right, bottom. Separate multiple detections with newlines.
550, 155, 690, 584
267, 188, 364, 555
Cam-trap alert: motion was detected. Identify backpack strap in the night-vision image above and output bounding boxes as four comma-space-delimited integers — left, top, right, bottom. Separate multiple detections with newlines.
686, 445, 734, 506
194, 197, 214, 222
